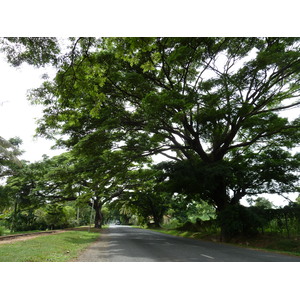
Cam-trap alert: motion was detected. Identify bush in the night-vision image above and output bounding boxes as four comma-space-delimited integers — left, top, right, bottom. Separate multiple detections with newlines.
276, 239, 300, 251
0, 226, 5, 236
44, 204, 76, 229
162, 218, 182, 229
7, 210, 38, 232
3, 204, 78, 232
177, 220, 198, 232
177, 219, 218, 233
217, 204, 265, 239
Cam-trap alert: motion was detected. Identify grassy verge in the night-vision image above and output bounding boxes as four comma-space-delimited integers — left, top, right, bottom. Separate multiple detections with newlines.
147, 227, 300, 256
148, 228, 214, 240
1, 228, 48, 236
0, 229, 100, 262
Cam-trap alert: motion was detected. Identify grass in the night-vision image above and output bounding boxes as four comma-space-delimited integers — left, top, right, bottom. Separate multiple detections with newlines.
145, 226, 219, 240
233, 233, 300, 256
146, 227, 300, 256
0, 229, 100, 262
1, 228, 49, 236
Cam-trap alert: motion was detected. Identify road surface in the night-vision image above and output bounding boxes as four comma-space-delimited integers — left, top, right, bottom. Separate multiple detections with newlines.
77, 225, 300, 262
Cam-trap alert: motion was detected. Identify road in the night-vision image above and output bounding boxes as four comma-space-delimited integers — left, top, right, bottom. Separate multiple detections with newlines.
77, 225, 300, 262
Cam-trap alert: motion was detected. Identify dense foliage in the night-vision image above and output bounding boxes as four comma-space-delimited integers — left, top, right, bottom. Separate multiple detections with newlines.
1, 37, 300, 240
0, 136, 22, 178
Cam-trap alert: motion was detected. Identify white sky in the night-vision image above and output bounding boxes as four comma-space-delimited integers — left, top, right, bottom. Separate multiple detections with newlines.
0, 53, 64, 162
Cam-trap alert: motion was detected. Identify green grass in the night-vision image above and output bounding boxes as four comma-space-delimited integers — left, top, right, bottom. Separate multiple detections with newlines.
0, 230, 100, 262
147, 228, 215, 240
1, 228, 48, 236
146, 227, 300, 256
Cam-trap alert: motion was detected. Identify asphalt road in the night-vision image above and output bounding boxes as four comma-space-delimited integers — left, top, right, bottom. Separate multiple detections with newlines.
77, 225, 300, 262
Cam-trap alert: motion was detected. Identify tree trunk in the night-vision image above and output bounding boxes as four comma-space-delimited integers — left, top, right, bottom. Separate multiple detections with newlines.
152, 213, 163, 228
93, 199, 103, 228
11, 200, 18, 233
149, 197, 163, 228
283, 211, 290, 238
216, 205, 230, 242
211, 175, 232, 242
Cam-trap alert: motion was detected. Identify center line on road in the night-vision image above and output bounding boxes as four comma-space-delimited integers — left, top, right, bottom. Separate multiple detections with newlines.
201, 254, 214, 259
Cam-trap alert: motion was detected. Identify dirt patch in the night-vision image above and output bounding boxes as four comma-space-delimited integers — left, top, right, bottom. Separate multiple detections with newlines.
0, 230, 67, 245
0, 227, 102, 245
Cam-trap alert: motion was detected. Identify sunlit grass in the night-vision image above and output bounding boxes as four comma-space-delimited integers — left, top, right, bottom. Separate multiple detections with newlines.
0, 230, 100, 262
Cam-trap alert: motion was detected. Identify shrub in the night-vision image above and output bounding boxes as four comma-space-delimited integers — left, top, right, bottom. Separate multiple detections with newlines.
163, 218, 182, 229
177, 220, 198, 232
0, 226, 5, 236
217, 204, 265, 239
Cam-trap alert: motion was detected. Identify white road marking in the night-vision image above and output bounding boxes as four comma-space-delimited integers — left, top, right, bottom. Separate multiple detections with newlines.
201, 254, 214, 259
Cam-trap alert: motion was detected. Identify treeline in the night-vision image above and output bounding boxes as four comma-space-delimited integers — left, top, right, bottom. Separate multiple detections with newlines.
0, 203, 91, 232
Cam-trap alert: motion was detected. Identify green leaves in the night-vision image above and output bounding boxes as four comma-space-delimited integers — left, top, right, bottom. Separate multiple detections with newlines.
0, 37, 60, 67
0, 136, 23, 178
4, 37, 300, 220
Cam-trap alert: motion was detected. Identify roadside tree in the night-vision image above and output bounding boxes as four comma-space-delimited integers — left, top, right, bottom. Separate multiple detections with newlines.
3, 37, 300, 240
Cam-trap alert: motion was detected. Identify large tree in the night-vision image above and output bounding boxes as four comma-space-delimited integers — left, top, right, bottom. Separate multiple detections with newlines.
3, 37, 300, 239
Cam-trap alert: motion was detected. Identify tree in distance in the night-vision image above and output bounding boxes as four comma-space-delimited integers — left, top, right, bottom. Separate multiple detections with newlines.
0, 136, 23, 178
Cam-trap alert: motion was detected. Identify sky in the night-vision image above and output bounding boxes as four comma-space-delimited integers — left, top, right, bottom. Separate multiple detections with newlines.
0, 53, 64, 162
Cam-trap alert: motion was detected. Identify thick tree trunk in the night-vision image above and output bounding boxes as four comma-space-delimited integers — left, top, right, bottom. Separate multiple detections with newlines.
152, 213, 163, 228
216, 205, 230, 242
211, 175, 232, 242
93, 200, 103, 228
149, 197, 163, 228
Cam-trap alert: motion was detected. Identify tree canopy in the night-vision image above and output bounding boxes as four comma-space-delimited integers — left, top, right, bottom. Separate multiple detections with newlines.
0, 136, 22, 178
1, 37, 300, 239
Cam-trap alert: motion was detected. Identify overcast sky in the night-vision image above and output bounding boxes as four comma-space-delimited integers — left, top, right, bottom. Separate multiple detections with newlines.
0, 53, 63, 162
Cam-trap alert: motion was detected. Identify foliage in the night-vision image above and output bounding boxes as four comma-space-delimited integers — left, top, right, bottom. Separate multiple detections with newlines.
2, 37, 300, 240
166, 195, 216, 225
107, 168, 173, 227
0, 154, 89, 231
1, 150, 137, 229
43, 204, 76, 230
2, 204, 77, 231
0, 37, 60, 67
216, 202, 300, 240
0, 185, 10, 210
0, 136, 23, 178
157, 149, 300, 206
217, 204, 266, 239
0, 225, 5, 236
247, 197, 274, 209
31, 38, 300, 204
